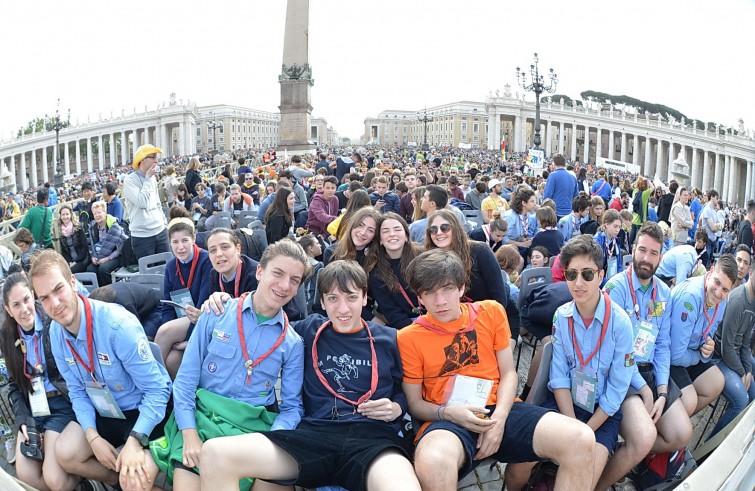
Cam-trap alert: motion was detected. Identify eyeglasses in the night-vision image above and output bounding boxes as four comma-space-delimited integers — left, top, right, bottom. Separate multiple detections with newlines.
564, 268, 600, 282
428, 223, 452, 235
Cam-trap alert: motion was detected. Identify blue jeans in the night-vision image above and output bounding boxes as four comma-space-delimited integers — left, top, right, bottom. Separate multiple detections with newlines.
709, 357, 755, 437
131, 228, 169, 261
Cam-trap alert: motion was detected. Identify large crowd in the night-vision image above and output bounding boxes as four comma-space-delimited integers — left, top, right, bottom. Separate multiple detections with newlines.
0, 142, 752, 491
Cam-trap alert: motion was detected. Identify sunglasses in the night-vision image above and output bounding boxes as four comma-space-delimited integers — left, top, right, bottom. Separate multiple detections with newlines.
428, 223, 452, 235
564, 268, 600, 282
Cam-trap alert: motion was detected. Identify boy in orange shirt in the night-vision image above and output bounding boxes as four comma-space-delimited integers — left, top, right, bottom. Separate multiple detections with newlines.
398, 249, 596, 491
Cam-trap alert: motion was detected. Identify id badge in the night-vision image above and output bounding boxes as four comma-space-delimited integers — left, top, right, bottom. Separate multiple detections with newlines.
29, 377, 51, 417
633, 321, 658, 360
571, 366, 598, 413
84, 381, 126, 419
170, 288, 195, 319
607, 257, 618, 278
443, 375, 493, 408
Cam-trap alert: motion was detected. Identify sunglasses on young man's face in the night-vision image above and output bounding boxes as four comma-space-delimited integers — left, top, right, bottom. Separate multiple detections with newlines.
428, 223, 453, 235
564, 268, 600, 282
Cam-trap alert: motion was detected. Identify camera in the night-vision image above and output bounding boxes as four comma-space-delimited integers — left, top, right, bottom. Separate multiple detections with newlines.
20, 422, 44, 462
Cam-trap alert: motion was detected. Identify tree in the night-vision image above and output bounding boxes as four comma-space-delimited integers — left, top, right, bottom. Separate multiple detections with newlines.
16, 117, 45, 137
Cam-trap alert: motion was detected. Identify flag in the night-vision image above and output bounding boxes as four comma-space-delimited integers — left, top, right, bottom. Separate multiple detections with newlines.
500, 136, 506, 161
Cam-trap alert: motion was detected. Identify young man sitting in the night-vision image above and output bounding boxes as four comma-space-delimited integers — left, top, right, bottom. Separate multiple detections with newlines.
199, 260, 420, 491
398, 249, 596, 491
545, 235, 634, 489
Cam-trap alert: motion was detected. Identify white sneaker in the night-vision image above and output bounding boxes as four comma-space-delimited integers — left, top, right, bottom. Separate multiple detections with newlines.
4, 435, 16, 464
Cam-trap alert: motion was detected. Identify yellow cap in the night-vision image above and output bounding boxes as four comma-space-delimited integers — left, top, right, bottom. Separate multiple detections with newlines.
133, 144, 163, 170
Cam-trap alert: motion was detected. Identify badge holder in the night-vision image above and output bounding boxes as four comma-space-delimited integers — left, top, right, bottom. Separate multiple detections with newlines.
607, 257, 618, 278
169, 288, 195, 319
442, 375, 493, 409
633, 321, 658, 359
84, 381, 126, 419
571, 366, 598, 413
29, 377, 51, 417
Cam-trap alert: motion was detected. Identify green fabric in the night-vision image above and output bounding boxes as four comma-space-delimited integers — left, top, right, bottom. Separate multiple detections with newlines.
149, 388, 278, 489
18, 205, 52, 246
640, 284, 651, 293
631, 189, 653, 225
255, 312, 274, 324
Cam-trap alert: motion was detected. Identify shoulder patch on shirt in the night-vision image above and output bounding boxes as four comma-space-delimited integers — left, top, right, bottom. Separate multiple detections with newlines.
97, 353, 111, 366
65, 357, 76, 366
604, 282, 616, 292
624, 353, 635, 367
683, 302, 694, 312
212, 329, 231, 342
137, 339, 151, 361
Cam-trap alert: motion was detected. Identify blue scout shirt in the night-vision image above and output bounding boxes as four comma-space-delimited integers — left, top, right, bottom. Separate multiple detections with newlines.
549, 293, 634, 417
604, 267, 672, 389
50, 297, 171, 436
669, 275, 727, 367
656, 245, 699, 286
503, 209, 537, 244
557, 213, 586, 243
173, 293, 304, 432
19, 313, 56, 393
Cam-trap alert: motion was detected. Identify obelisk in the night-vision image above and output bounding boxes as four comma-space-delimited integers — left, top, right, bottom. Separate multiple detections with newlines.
277, 0, 315, 154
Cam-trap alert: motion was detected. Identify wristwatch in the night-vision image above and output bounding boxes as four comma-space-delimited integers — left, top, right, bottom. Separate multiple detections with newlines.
129, 431, 149, 448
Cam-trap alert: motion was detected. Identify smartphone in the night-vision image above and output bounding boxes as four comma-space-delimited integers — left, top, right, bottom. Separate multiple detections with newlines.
160, 299, 187, 310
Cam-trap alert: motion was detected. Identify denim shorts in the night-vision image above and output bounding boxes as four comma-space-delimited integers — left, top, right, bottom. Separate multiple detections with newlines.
418, 401, 550, 479
35, 395, 76, 434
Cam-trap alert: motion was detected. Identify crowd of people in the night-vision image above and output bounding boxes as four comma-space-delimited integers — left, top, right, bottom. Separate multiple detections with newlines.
0, 142, 752, 491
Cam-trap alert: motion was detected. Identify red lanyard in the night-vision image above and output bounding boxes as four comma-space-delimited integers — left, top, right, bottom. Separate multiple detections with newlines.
627, 265, 657, 320
219, 261, 242, 298
519, 214, 529, 238
701, 274, 720, 340
568, 292, 612, 367
397, 283, 420, 315
65, 294, 96, 381
17, 325, 41, 379
236, 292, 288, 385
176, 245, 201, 289
415, 303, 479, 335
312, 319, 378, 407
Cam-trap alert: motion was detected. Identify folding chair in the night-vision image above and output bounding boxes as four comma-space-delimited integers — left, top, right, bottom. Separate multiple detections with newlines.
462, 209, 483, 229
623, 254, 633, 269
526, 341, 553, 406
74, 272, 99, 293
138, 252, 174, 275
130, 273, 164, 292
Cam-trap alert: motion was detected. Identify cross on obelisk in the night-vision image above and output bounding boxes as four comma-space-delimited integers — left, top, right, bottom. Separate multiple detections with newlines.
277, 0, 315, 155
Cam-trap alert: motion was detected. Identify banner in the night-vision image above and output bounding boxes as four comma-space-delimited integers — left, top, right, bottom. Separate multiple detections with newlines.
596, 157, 640, 175
458, 142, 472, 149
527, 149, 545, 172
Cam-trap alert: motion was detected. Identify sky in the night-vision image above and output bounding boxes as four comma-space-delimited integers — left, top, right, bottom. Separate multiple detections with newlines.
1, 0, 753, 141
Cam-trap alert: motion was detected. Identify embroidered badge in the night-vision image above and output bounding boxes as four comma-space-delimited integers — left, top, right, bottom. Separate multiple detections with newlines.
212, 329, 231, 342
624, 353, 635, 367
651, 301, 666, 317
681, 312, 688, 322
65, 357, 76, 366
97, 353, 111, 366
208, 362, 217, 373
604, 282, 616, 292
114, 385, 124, 391
683, 302, 694, 312
137, 339, 151, 361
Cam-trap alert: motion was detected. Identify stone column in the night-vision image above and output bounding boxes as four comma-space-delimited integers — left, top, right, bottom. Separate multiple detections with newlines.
514, 115, 523, 153
595, 128, 602, 162
86, 137, 94, 173
98, 134, 105, 171
667, 143, 675, 182
656, 140, 664, 180
19, 152, 27, 191
620, 132, 627, 162
75, 139, 81, 175
121, 131, 129, 166
607, 130, 614, 160
486, 112, 497, 151
644, 138, 652, 178
745, 161, 752, 202
110, 133, 116, 168
64, 141, 70, 176
557, 122, 564, 154
632, 134, 640, 169
30, 149, 38, 188
582, 126, 590, 164
41, 146, 49, 184
143, 127, 150, 145
542, 120, 549, 157
701, 151, 711, 191
690, 148, 699, 189
178, 122, 185, 155
133, 128, 140, 151
728, 158, 738, 205
722, 156, 731, 201
570, 124, 577, 161
713, 153, 722, 193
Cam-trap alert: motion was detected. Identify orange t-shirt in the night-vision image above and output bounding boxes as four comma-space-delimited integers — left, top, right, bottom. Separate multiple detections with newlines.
397, 300, 511, 407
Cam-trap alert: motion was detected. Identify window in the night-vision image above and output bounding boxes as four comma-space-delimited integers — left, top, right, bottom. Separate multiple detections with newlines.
196, 128, 201, 136
473, 123, 479, 133
461, 122, 467, 133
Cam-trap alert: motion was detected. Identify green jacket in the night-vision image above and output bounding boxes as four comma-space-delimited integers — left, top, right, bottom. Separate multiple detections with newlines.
18, 205, 52, 246
149, 388, 277, 489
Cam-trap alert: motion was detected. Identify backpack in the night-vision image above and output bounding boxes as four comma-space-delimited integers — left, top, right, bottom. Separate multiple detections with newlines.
158, 178, 169, 206
304, 261, 324, 315
632, 190, 643, 215
630, 449, 696, 491
449, 198, 473, 211
236, 228, 264, 262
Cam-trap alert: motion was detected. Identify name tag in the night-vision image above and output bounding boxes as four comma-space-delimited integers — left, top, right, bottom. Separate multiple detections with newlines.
572, 366, 598, 413
84, 381, 126, 419
633, 321, 658, 360
29, 377, 51, 417
443, 375, 493, 409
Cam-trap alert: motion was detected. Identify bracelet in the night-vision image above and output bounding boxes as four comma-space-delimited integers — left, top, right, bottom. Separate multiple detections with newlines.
657, 392, 668, 399
435, 404, 446, 421
87, 435, 100, 445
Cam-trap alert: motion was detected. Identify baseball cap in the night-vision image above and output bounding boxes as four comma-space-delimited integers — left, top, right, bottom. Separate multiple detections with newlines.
488, 179, 502, 189
132, 144, 163, 170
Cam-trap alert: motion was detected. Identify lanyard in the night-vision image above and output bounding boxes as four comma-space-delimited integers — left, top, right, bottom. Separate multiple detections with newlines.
236, 292, 288, 385
397, 283, 421, 315
312, 319, 378, 407
519, 214, 529, 238
176, 245, 201, 289
701, 274, 720, 340
219, 261, 243, 298
415, 303, 479, 335
568, 292, 612, 367
65, 294, 96, 381
626, 265, 657, 320
17, 325, 41, 379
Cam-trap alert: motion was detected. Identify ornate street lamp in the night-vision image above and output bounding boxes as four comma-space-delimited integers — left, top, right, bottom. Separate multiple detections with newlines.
516, 53, 557, 150
45, 98, 70, 187
207, 119, 223, 153
417, 109, 433, 152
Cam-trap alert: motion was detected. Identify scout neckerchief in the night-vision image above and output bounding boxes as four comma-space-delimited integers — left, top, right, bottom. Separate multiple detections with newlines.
17, 323, 42, 378
175, 245, 201, 289
65, 294, 97, 382
519, 214, 530, 238
414, 303, 480, 335
219, 261, 243, 298
312, 318, 378, 408
568, 292, 612, 367
701, 274, 720, 340
626, 265, 657, 321
236, 292, 288, 385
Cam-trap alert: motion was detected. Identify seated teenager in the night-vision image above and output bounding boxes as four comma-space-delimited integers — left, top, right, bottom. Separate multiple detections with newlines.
398, 249, 596, 491
669, 254, 735, 418
556, 194, 590, 243
467, 212, 507, 253
544, 235, 634, 489
579, 196, 605, 236
140, 239, 306, 491
199, 260, 420, 491
502, 187, 537, 257
1, 273, 81, 490
526, 245, 550, 270
530, 206, 563, 258
597, 223, 692, 490
264, 187, 295, 246
594, 209, 625, 286
154, 211, 213, 378
56, 203, 90, 274
369, 213, 421, 329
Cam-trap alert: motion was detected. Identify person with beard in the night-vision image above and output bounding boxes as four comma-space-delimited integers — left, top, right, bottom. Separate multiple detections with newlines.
596, 223, 691, 490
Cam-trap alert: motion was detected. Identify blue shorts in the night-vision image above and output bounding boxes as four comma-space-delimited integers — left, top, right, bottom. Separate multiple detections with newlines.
542, 393, 621, 452
418, 401, 550, 479
35, 395, 76, 434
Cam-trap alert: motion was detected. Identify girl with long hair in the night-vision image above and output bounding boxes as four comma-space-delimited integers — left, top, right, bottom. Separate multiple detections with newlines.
1, 274, 80, 490
55, 203, 90, 273
324, 207, 381, 272
328, 189, 372, 239
594, 209, 626, 285
368, 213, 421, 329
410, 186, 426, 223
264, 187, 294, 245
